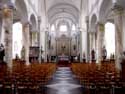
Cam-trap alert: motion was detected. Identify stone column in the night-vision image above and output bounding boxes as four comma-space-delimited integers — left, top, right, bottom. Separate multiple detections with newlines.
0, 19, 2, 43
112, 4, 123, 70
89, 32, 95, 61
86, 17, 90, 62
23, 23, 30, 65
38, 17, 41, 63
79, 30, 83, 62
44, 31, 48, 62
96, 23, 105, 63
2, 4, 14, 68
89, 32, 93, 54
92, 32, 96, 50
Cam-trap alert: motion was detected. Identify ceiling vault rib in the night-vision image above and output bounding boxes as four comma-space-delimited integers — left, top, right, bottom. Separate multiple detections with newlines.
47, 0, 81, 27
44, 0, 48, 26
49, 11, 77, 21
50, 17, 76, 25
79, 0, 83, 26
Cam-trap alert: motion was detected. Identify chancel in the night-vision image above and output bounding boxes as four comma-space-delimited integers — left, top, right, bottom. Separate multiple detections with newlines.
0, 0, 125, 94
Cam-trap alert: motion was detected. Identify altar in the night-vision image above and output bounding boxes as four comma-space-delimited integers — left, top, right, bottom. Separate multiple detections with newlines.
58, 55, 70, 66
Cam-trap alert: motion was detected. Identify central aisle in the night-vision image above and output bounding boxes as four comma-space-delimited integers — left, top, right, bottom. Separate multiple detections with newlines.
46, 67, 83, 94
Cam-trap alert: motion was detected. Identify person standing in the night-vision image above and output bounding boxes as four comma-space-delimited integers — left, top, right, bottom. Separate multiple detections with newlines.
83, 52, 86, 62
0, 44, 5, 62
91, 49, 95, 62
102, 46, 107, 60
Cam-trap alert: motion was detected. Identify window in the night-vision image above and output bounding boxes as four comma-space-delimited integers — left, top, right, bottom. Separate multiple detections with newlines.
60, 25, 67, 32
72, 24, 76, 31
51, 24, 55, 31
12, 22, 23, 58
105, 22, 115, 58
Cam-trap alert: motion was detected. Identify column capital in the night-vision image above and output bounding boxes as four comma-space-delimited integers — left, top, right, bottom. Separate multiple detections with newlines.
22, 22, 31, 33
1, 2, 15, 18
112, 3, 124, 14
96, 22, 105, 32
23, 22, 31, 27
96, 22, 104, 26
88, 31, 96, 34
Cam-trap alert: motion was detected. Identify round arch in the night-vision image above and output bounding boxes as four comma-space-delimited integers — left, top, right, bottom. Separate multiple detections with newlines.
15, 0, 28, 23
48, 3, 79, 25
50, 17, 76, 26
29, 14, 38, 46
99, 0, 113, 23
30, 14, 37, 32
90, 14, 97, 32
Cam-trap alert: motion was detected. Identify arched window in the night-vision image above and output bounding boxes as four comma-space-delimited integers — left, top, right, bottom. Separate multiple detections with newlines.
72, 24, 76, 31
12, 22, 23, 59
104, 22, 115, 58
60, 25, 67, 32
51, 24, 55, 31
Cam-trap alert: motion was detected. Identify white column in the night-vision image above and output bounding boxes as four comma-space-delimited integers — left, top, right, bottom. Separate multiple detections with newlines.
44, 31, 48, 62
89, 32, 93, 54
89, 32, 95, 61
23, 23, 30, 65
38, 17, 41, 63
113, 4, 123, 70
96, 23, 105, 63
0, 19, 2, 43
86, 17, 90, 62
79, 30, 83, 62
2, 4, 13, 68
92, 33, 96, 50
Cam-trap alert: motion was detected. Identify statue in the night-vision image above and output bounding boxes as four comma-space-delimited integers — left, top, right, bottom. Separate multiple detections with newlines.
91, 49, 95, 62
102, 46, 107, 60
119, 51, 125, 64
41, 46, 44, 61
61, 44, 66, 52
21, 46, 25, 61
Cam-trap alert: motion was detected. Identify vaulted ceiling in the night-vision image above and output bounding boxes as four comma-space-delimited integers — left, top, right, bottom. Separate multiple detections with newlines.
46, 0, 82, 26
117, 0, 125, 9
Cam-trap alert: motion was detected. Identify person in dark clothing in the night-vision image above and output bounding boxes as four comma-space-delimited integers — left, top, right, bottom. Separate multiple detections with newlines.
102, 46, 107, 60
91, 49, 95, 62
83, 53, 86, 62
0, 44, 5, 62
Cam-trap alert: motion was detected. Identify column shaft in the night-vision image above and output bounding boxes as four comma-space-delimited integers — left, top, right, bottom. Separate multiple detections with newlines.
96, 23, 105, 63
23, 23, 30, 65
2, 5, 13, 68
113, 4, 123, 70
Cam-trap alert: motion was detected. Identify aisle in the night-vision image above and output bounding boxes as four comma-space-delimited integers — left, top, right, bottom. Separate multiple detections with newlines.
46, 67, 83, 94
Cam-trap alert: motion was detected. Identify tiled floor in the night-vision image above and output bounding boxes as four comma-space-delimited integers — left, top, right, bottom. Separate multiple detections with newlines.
46, 67, 84, 94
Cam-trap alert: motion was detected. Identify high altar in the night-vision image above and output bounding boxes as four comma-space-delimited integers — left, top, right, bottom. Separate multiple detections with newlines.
58, 54, 70, 66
